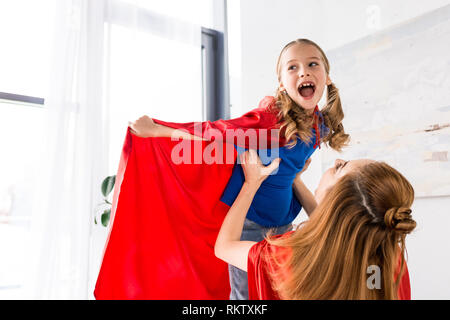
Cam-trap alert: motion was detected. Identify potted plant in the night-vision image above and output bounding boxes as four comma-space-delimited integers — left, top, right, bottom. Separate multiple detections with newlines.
94, 175, 115, 227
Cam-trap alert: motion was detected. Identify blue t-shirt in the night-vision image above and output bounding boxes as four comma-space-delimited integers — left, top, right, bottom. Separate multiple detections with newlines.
220, 122, 328, 228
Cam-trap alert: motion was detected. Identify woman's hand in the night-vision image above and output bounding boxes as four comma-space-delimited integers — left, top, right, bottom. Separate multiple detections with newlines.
240, 150, 281, 188
128, 115, 159, 138
297, 158, 312, 177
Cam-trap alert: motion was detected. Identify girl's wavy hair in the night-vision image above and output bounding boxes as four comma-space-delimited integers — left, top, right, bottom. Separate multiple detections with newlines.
266, 161, 416, 299
274, 38, 349, 151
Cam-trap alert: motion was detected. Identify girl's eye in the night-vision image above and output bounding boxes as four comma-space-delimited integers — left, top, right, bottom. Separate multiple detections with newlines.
288, 63, 317, 70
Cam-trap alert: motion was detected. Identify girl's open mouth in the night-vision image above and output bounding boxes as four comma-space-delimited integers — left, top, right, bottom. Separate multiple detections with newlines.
298, 83, 315, 99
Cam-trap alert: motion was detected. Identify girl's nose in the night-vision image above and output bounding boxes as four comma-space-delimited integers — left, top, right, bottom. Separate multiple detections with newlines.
299, 68, 310, 77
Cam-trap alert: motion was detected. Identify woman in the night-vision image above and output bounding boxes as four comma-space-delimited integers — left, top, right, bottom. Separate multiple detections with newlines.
215, 150, 416, 299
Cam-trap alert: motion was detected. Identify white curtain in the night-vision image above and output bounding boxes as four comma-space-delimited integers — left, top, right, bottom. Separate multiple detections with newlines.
24, 0, 108, 299
24, 0, 203, 299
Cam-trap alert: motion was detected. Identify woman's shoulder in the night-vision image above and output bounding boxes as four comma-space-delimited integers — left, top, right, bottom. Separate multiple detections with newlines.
250, 231, 294, 258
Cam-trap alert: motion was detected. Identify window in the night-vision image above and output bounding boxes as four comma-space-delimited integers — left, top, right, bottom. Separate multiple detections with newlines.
0, 0, 55, 298
202, 27, 229, 121
104, 0, 228, 171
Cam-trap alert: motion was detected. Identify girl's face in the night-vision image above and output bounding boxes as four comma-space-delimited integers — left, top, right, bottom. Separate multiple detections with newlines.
278, 43, 331, 113
314, 159, 375, 204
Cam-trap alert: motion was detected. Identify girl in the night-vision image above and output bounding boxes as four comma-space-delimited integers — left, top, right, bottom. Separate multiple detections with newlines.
128, 39, 350, 299
215, 150, 415, 300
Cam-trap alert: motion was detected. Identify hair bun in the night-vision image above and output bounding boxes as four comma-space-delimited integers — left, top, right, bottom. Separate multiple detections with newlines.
384, 207, 416, 234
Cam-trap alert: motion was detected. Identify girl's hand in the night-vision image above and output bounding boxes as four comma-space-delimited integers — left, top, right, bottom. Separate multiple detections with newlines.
240, 150, 281, 188
128, 115, 159, 137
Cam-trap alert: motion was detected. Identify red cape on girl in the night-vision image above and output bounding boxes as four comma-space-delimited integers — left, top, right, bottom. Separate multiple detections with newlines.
94, 97, 283, 299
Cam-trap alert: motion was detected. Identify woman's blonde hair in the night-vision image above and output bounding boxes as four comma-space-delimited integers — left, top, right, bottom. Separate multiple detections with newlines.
267, 161, 416, 299
274, 39, 349, 151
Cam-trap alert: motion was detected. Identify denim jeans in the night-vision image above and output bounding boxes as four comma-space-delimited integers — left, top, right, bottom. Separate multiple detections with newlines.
228, 218, 293, 300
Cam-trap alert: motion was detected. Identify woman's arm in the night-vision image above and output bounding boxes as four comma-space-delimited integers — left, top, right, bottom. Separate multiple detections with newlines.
214, 182, 260, 271
293, 158, 317, 217
128, 115, 204, 140
214, 150, 281, 271
293, 178, 317, 217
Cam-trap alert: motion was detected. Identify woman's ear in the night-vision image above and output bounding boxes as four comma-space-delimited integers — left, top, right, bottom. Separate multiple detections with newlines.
326, 76, 332, 86
278, 82, 286, 92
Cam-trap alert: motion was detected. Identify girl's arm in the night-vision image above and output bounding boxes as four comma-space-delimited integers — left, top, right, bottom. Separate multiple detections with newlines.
293, 158, 317, 217
128, 102, 280, 143
128, 115, 205, 140
214, 150, 281, 271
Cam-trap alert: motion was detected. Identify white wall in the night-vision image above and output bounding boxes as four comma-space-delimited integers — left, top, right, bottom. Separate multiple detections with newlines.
408, 196, 450, 299
228, 0, 450, 299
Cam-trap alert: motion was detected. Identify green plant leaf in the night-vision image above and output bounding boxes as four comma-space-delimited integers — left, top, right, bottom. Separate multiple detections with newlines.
101, 175, 116, 198
101, 209, 111, 227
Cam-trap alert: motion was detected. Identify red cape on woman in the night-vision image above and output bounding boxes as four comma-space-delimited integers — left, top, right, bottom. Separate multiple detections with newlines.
248, 236, 412, 300
94, 97, 282, 299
